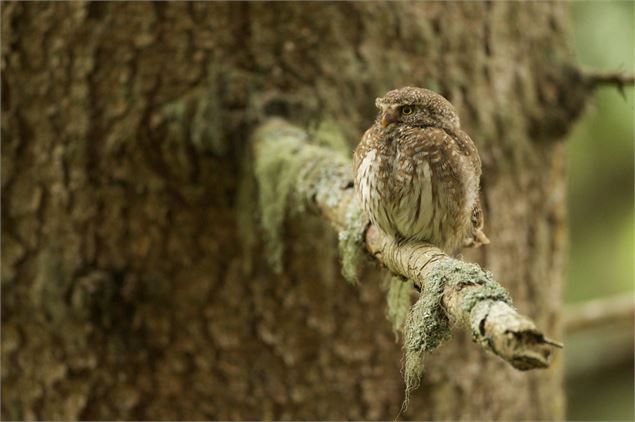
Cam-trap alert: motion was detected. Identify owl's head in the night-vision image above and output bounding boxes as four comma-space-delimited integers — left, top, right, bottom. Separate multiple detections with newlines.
375, 87, 460, 130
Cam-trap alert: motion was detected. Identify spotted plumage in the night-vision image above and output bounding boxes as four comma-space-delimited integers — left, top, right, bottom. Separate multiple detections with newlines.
353, 87, 489, 255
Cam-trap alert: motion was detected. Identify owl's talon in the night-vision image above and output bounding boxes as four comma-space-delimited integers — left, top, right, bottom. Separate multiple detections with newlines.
395, 236, 407, 247
475, 229, 490, 245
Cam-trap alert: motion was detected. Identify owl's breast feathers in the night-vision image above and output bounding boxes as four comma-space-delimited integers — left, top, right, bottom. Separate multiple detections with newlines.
354, 123, 484, 254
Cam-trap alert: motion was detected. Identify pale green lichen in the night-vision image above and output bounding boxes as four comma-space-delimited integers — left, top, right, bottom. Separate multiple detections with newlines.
254, 128, 314, 272
236, 148, 259, 275
296, 156, 367, 283
254, 123, 367, 280
400, 259, 512, 411
157, 77, 228, 157
458, 268, 511, 314
191, 88, 224, 155
296, 146, 367, 283
432, 261, 512, 314
337, 200, 367, 284
384, 275, 413, 337
295, 152, 348, 213
309, 118, 351, 155
402, 269, 452, 411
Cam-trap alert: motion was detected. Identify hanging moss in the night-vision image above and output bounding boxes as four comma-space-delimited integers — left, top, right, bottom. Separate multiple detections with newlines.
400, 259, 513, 411
310, 118, 351, 155
253, 122, 367, 280
295, 144, 367, 283
402, 269, 452, 411
254, 126, 314, 272
385, 275, 413, 337
236, 148, 259, 275
337, 200, 367, 284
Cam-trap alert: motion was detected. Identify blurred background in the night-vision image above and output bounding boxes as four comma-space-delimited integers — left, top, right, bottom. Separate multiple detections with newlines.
565, 1, 634, 419
1, 2, 632, 420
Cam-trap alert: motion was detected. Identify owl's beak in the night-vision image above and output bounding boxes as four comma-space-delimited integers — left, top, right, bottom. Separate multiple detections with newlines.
381, 109, 398, 127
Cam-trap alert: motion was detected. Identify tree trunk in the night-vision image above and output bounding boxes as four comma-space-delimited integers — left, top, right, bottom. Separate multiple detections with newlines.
1, 2, 586, 420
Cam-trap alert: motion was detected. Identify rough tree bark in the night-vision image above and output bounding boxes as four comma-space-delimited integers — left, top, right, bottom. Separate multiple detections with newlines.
1, 2, 587, 420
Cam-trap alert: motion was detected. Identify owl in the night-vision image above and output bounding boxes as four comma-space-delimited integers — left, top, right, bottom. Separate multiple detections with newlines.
353, 87, 489, 255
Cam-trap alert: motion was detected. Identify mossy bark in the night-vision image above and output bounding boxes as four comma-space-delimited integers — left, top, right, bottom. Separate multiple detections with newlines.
2, 2, 586, 420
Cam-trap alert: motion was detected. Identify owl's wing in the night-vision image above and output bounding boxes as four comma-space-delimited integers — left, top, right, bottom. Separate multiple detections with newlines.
444, 128, 489, 248
353, 126, 378, 174
406, 127, 464, 181
445, 128, 482, 177
412, 127, 489, 249
466, 196, 490, 247
391, 126, 464, 216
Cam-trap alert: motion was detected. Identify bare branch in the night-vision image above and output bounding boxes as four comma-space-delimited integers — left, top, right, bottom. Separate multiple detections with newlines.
584, 71, 635, 87
565, 294, 634, 333
252, 118, 562, 372
582, 70, 635, 97
565, 295, 634, 378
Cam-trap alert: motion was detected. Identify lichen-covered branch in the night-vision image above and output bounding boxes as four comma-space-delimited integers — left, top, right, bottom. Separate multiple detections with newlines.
366, 227, 563, 368
252, 118, 563, 386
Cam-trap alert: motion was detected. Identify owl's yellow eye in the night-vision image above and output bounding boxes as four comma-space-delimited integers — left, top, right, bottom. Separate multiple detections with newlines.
401, 106, 414, 115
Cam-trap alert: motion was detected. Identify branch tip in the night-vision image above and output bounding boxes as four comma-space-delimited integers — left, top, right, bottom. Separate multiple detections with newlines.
583, 70, 635, 98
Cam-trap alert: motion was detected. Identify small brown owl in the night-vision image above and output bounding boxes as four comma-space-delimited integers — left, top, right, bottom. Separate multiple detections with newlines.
353, 87, 489, 255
